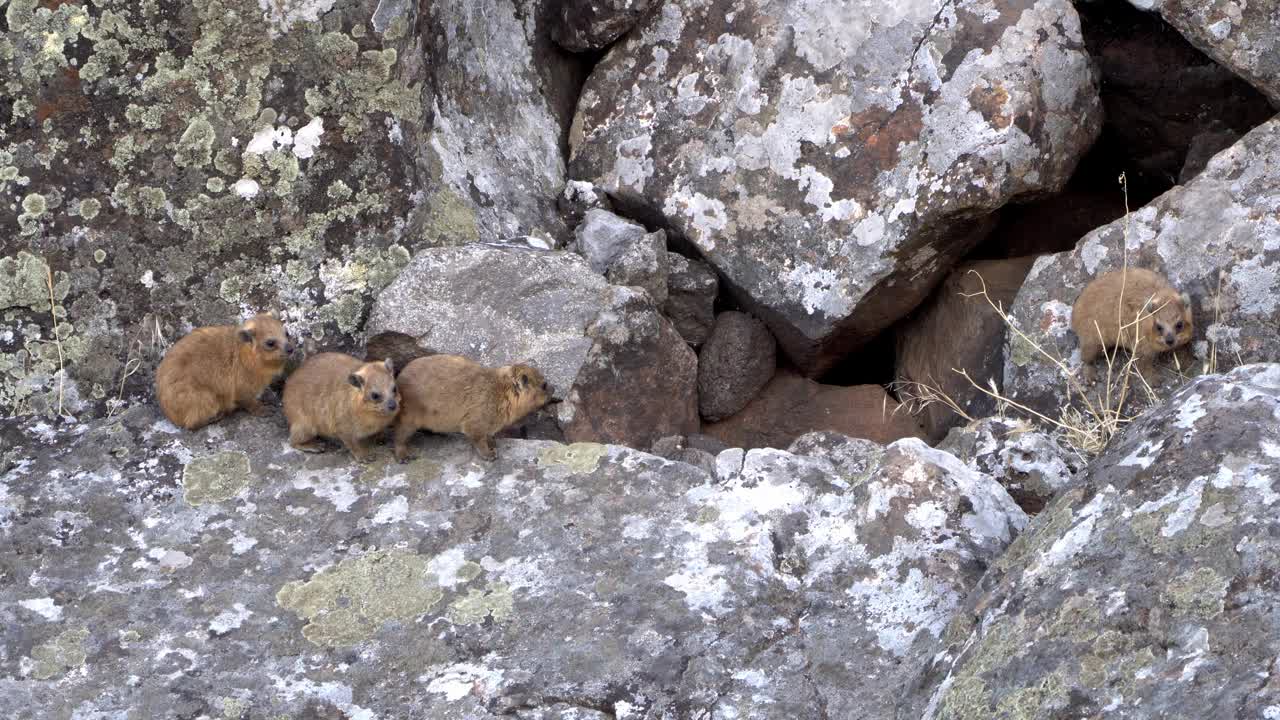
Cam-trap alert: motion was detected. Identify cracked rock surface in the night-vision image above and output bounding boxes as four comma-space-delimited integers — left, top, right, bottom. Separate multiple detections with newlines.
1, 406, 1023, 718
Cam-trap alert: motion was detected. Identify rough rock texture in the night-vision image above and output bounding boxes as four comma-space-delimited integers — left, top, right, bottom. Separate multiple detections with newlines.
367, 245, 696, 448
704, 371, 927, 450
697, 311, 777, 422
1128, 0, 1280, 105
1, 406, 1025, 718
570, 0, 1102, 374
663, 252, 719, 346
551, 0, 655, 52
940, 416, 1082, 514
906, 364, 1280, 719
605, 229, 670, 305
558, 180, 615, 231
1004, 117, 1280, 417
1179, 129, 1241, 184
896, 256, 1037, 443
574, 208, 648, 273
0, 0, 573, 421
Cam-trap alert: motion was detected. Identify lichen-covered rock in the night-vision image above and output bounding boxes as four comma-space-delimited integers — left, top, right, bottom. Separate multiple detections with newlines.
0, 403, 1024, 718
570, 0, 1101, 374
367, 245, 696, 448
605, 228, 669, 305
939, 416, 1082, 514
896, 256, 1037, 443
704, 370, 928, 450
558, 180, 615, 231
1003, 117, 1280, 417
0, 0, 572, 421
698, 311, 777, 422
906, 363, 1280, 719
663, 252, 719, 346
551, 0, 655, 52
574, 208, 648, 273
1128, 0, 1280, 105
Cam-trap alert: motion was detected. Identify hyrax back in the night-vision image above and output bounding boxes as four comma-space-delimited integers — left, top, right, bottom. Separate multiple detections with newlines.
282, 353, 400, 462
155, 313, 292, 430
1071, 267, 1193, 378
394, 354, 553, 462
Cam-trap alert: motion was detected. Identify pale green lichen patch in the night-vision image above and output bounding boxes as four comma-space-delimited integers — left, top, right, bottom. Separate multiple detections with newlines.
174, 117, 216, 168
29, 626, 89, 680
446, 582, 514, 625
992, 671, 1067, 718
937, 675, 991, 720
0, 252, 67, 311
537, 443, 609, 474
182, 451, 253, 506
276, 549, 444, 647
1162, 567, 1229, 619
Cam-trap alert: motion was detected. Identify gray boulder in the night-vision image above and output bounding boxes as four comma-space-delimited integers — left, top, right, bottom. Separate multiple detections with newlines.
698, 311, 777, 422
0, 405, 1024, 718
574, 209, 648, 273
907, 363, 1280, 719
367, 245, 697, 449
1004, 117, 1280, 417
570, 0, 1101, 375
551, 0, 655, 52
1128, 0, 1280, 105
940, 416, 1083, 515
605, 228, 670, 305
664, 252, 719, 346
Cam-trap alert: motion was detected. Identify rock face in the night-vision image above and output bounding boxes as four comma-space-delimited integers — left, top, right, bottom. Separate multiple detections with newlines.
0, 0, 573, 421
605, 228, 670, 305
663, 253, 719, 346
697, 311, 777, 422
906, 363, 1280, 719
570, 0, 1102, 375
574, 209, 648, 273
704, 371, 927, 450
367, 245, 697, 448
1004, 117, 1280, 417
0, 407, 1024, 718
939, 416, 1082, 514
551, 0, 655, 52
1129, 0, 1280, 105
896, 256, 1037, 443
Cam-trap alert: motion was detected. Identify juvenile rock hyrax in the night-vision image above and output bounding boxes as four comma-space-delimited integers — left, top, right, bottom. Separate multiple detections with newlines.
393, 354, 554, 462
1071, 267, 1193, 381
282, 353, 400, 462
155, 313, 292, 430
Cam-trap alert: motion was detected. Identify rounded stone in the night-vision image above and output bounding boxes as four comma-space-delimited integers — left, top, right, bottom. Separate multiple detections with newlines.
697, 311, 776, 422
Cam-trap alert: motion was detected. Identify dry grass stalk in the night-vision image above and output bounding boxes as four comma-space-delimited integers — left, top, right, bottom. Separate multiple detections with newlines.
45, 267, 65, 417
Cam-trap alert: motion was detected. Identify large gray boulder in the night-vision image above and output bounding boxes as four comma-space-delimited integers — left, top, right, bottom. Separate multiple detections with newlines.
1, 405, 1024, 718
1127, 0, 1280, 105
0, 0, 573, 421
366, 245, 698, 448
939, 416, 1082, 515
905, 363, 1280, 719
570, 0, 1101, 375
1003, 117, 1280, 417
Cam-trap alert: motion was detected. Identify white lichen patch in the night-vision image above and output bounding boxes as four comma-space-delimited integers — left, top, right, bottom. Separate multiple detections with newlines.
1119, 439, 1166, 469
1174, 393, 1207, 429
290, 467, 363, 512
780, 261, 854, 318
209, 603, 252, 635
371, 495, 408, 524
421, 662, 505, 702
18, 597, 63, 621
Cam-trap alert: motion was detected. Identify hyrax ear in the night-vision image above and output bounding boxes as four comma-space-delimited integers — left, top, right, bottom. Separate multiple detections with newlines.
1179, 291, 1192, 308
348, 373, 365, 389
383, 357, 394, 375
238, 328, 254, 343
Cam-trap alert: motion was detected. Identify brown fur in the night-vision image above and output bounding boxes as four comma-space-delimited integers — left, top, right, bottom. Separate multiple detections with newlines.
393, 354, 553, 462
282, 353, 400, 461
155, 313, 292, 430
1071, 267, 1194, 381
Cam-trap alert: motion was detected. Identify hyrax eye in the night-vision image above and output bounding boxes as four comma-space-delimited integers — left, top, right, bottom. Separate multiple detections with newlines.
1175, 321, 1184, 331
371, 392, 383, 402
265, 339, 278, 349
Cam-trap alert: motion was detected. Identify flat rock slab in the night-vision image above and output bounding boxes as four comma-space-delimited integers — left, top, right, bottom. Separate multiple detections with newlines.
570, 0, 1101, 374
905, 363, 1280, 719
0, 406, 1024, 718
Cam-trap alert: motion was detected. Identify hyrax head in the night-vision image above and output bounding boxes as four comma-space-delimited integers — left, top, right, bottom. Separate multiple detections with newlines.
348, 357, 400, 416
507, 362, 554, 413
238, 313, 293, 366
1144, 288, 1193, 352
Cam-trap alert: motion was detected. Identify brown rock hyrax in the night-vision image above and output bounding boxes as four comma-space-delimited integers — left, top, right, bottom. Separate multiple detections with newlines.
283, 353, 400, 462
155, 313, 292, 430
1071, 267, 1193, 381
393, 354, 554, 462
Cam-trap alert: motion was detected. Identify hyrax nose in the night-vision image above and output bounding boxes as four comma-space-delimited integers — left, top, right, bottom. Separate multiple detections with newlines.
1163, 333, 1176, 346
386, 399, 398, 413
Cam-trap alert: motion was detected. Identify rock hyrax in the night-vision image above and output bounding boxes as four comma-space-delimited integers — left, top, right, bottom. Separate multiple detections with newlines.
1071, 267, 1193, 381
283, 353, 400, 462
155, 313, 292, 430
393, 354, 554, 462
